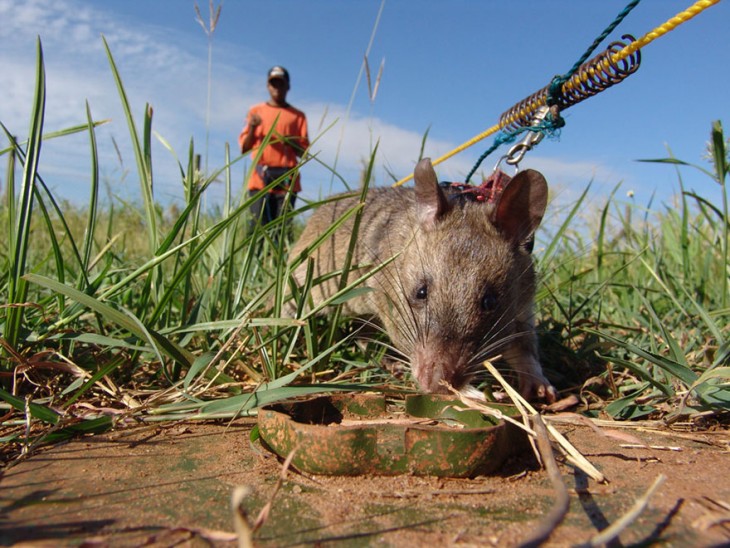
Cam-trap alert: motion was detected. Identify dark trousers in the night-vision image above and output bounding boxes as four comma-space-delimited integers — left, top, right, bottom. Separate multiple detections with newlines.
248, 190, 297, 235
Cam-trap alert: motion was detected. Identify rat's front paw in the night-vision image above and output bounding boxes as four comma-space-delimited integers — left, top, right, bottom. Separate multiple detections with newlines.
519, 373, 557, 403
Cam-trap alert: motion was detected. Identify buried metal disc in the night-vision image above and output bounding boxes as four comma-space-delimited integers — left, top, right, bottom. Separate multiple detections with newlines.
257, 393, 525, 477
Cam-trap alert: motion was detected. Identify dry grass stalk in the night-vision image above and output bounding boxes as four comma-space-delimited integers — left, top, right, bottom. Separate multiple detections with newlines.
586, 473, 666, 546
482, 360, 607, 483
517, 414, 570, 548
231, 447, 298, 547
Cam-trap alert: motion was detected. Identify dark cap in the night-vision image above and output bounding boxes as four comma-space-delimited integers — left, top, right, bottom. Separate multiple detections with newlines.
267, 66, 290, 84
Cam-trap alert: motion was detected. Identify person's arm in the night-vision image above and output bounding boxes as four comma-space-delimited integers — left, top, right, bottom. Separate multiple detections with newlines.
239, 113, 261, 154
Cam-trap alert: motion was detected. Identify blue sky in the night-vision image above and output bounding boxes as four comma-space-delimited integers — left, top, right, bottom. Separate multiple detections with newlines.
1, 0, 728, 215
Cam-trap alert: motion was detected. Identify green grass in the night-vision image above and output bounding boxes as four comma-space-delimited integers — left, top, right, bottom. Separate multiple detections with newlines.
0, 39, 728, 457
535, 123, 729, 420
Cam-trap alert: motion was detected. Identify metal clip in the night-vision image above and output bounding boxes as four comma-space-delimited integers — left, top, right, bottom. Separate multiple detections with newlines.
504, 105, 550, 166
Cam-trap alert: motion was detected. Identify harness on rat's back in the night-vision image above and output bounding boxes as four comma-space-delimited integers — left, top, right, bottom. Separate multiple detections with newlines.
439, 170, 511, 205
438, 170, 538, 253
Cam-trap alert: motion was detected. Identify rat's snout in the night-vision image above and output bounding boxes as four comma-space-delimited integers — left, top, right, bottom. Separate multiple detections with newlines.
412, 361, 448, 394
412, 344, 468, 394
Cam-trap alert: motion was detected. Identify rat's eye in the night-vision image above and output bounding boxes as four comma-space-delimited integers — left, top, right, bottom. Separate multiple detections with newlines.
415, 283, 428, 300
481, 290, 497, 311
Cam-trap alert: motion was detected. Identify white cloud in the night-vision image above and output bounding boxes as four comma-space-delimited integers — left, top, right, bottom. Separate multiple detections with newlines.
0, 0, 626, 211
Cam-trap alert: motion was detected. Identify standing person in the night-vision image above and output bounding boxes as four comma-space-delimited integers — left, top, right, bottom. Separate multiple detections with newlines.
239, 66, 310, 231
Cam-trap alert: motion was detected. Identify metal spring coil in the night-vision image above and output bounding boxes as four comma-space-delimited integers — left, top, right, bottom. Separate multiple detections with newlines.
499, 34, 641, 132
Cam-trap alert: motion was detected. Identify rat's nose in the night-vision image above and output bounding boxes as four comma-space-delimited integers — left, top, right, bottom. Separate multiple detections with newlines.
411, 350, 443, 393
412, 342, 469, 394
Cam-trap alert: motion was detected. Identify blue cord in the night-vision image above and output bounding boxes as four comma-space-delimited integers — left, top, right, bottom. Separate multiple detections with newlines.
465, 0, 641, 183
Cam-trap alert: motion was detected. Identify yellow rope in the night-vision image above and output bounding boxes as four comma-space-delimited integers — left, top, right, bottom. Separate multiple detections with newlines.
609, 0, 721, 62
393, 0, 721, 187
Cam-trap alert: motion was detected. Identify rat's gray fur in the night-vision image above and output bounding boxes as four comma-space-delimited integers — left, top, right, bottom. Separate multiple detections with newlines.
288, 158, 556, 401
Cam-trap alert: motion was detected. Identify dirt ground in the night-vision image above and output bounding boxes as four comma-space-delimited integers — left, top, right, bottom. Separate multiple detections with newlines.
1, 412, 729, 547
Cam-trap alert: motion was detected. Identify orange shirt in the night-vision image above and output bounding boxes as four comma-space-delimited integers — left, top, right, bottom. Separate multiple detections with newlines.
238, 102, 309, 192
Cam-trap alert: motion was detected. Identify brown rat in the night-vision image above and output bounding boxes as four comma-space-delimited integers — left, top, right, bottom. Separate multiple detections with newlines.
288, 158, 557, 402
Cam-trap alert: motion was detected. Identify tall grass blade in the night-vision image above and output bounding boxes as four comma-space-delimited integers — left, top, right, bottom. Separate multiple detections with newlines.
24, 273, 193, 368
635, 290, 688, 368
597, 354, 674, 396
538, 181, 591, 271
583, 328, 697, 387
595, 183, 621, 279
102, 36, 158, 253
0, 120, 109, 157
147, 199, 251, 326
4, 133, 17, 277
81, 101, 100, 283
710, 121, 728, 308
324, 145, 377, 350
4, 38, 45, 351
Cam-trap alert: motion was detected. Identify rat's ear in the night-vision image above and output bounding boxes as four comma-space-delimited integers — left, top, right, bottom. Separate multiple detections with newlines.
492, 169, 548, 246
414, 158, 450, 229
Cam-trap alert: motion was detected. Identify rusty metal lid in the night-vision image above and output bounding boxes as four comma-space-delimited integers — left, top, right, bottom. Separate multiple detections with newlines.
257, 393, 525, 477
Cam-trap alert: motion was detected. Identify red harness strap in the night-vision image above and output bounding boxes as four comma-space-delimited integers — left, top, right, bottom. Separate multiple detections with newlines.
438, 170, 512, 204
